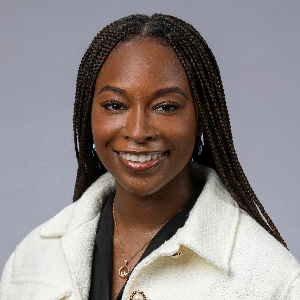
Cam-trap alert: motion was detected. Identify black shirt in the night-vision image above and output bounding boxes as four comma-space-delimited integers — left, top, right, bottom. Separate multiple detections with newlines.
88, 185, 203, 300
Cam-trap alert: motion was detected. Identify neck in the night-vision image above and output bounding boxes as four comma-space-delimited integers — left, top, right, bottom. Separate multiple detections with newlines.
113, 164, 196, 233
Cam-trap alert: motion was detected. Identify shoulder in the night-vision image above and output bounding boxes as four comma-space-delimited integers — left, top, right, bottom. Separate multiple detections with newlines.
11, 171, 115, 249
0, 172, 115, 295
231, 208, 300, 296
1, 201, 78, 282
190, 162, 300, 276
234, 208, 299, 270
0, 203, 77, 299
14, 202, 76, 255
14, 171, 115, 245
190, 163, 300, 297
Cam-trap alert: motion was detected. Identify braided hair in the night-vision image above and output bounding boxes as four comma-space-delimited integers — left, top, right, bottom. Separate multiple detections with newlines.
73, 14, 287, 248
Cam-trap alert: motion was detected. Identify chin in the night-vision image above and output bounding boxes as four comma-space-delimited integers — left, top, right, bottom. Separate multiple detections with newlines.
114, 174, 171, 198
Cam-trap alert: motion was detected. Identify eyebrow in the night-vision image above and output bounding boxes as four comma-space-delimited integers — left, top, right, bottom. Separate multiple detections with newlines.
96, 85, 188, 99
154, 87, 188, 99
96, 86, 126, 97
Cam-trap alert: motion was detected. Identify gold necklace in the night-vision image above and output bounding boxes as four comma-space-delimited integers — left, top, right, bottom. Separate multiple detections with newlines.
112, 194, 194, 279
112, 201, 155, 278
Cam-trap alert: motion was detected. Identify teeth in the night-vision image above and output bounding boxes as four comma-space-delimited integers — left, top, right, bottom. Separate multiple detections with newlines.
119, 152, 163, 163
124, 153, 131, 160
139, 155, 146, 163
151, 153, 158, 160
131, 154, 138, 161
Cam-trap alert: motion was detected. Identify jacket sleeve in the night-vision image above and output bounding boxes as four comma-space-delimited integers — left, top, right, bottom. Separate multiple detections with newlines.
283, 275, 300, 299
0, 252, 15, 299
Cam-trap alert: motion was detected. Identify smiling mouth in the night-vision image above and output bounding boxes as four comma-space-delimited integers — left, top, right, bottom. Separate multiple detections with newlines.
118, 152, 164, 163
116, 151, 167, 172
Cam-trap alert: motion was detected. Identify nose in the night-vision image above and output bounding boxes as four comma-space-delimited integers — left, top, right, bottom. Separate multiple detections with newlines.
122, 107, 157, 143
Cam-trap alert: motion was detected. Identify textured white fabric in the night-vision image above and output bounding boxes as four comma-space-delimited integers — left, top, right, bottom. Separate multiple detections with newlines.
1, 163, 299, 300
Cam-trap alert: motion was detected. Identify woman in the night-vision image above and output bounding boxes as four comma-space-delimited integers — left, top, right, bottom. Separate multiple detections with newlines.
1, 14, 299, 300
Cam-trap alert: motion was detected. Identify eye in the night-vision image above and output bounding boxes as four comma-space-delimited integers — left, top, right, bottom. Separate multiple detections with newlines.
154, 102, 180, 112
101, 100, 126, 111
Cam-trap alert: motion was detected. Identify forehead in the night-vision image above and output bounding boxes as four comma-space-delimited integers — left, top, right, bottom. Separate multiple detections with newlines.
96, 38, 189, 88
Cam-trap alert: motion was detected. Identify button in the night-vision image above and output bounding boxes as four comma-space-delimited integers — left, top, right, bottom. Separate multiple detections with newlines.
171, 248, 183, 258
130, 290, 147, 300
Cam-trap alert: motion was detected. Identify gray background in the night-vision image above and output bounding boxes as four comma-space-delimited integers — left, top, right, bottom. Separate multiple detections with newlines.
1, 0, 299, 273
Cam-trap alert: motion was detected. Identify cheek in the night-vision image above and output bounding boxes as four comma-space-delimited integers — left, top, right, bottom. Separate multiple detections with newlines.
91, 112, 119, 169
158, 115, 197, 154
91, 105, 121, 144
91, 112, 116, 169
92, 120, 114, 144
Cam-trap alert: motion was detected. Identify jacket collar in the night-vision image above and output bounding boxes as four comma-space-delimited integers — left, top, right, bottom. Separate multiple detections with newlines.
154, 163, 240, 273
39, 172, 116, 300
39, 171, 115, 238
39, 163, 239, 281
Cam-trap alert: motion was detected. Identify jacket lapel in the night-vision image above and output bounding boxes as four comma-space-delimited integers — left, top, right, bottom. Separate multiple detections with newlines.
39, 172, 115, 300
60, 216, 100, 300
177, 163, 240, 272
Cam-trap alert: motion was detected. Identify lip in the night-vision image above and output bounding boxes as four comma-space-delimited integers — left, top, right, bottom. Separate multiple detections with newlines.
115, 150, 163, 154
116, 151, 168, 172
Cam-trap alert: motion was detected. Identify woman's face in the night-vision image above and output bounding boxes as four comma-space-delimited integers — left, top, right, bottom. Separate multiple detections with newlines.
92, 39, 200, 196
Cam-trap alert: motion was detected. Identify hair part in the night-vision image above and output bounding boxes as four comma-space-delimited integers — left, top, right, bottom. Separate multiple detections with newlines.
73, 14, 287, 248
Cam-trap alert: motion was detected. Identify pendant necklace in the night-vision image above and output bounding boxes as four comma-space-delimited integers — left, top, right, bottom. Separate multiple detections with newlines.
112, 194, 192, 279
112, 201, 155, 278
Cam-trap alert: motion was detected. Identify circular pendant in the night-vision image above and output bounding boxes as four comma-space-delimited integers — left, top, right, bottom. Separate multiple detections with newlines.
119, 265, 130, 278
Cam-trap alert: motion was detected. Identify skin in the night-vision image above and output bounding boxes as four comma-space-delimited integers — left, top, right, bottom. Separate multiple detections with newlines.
91, 38, 202, 299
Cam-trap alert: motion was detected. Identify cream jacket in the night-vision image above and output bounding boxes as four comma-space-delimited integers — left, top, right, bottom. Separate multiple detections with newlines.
1, 164, 300, 300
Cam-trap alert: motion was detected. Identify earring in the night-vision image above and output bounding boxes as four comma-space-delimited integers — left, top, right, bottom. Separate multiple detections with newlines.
93, 143, 96, 151
197, 137, 203, 155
